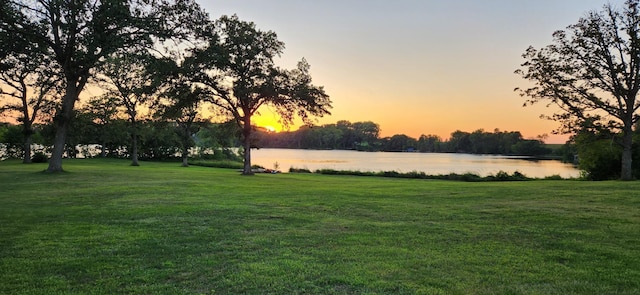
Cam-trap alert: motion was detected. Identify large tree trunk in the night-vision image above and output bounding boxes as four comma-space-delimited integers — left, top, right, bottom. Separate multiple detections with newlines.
242, 140, 252, 175
242, 116, 254, 175
47, 87, 78, 172
47, 119, 69, 172
620, 126, 634, 181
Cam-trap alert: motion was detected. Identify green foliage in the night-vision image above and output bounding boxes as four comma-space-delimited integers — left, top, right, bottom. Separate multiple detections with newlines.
33, 115, 240, 162
311, 168, 534, 181
289, 167, 312, 173
511, 139, 551, 156
193, 122, 241, 155
257, 124, 552, 156
98, 119, 130, 157
576, 137, 622, 180
195, 148, 241, 161
30, 152, 48, 163
1, 159, 638, 294
485, 171, 529, 181
573, 131, 640, 180
0, 124, 23, 158
544, 174, 564, 180
381, 134, 417, 152
188, 148, 246, 169
0, 124, 7, 140
551, 143, 578, 163
138, 121, 180, 160
188, 160, 244, 169
417, 134, 443, 152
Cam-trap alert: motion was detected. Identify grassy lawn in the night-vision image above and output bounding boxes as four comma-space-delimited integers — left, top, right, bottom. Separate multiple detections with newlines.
1, 158, 639, 294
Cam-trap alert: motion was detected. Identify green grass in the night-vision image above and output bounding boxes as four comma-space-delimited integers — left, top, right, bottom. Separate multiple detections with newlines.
1, 158, 639, 294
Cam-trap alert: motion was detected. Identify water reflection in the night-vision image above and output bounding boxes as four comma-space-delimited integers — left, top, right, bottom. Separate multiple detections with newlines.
251, 148, 580, 178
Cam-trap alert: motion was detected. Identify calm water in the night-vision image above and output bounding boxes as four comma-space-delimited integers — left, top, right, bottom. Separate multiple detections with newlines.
251, 148, 581, 178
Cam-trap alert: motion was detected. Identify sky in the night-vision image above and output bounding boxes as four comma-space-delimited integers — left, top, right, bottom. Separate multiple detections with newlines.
198, 0, 626, 143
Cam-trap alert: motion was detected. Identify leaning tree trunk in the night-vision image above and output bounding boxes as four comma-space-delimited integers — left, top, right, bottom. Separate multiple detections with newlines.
242, 116, 254, 175
620, 126, 634, 181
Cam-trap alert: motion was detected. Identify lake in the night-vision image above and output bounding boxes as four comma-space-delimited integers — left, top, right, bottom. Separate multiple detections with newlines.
250, 148, 581, 178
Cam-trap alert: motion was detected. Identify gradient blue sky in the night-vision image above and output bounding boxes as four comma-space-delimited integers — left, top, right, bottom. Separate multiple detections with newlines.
199, 0, 625, 143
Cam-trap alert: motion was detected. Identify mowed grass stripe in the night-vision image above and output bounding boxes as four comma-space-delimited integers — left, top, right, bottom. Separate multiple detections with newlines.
1, 158, 638, 294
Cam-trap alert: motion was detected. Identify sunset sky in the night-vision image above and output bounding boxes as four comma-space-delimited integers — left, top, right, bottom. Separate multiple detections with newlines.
199, 0, 625, 143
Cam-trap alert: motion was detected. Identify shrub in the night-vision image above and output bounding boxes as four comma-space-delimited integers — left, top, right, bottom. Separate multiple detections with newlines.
449, 173, 484, 182
289, 167, 312, 173
189, 160, 244, 169
485, 171, 531, 181
31, 152, 48, 163
381, 170, 401, 178
301, 168, 536, 182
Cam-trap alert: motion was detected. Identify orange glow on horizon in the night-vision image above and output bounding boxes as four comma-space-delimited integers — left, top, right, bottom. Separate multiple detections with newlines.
251, 103, 572, 144
252, 114, 284, 132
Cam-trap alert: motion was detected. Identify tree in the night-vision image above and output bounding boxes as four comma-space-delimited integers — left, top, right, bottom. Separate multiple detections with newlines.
152, 43, 211, 167
319, 124, 344, 149
352, 121, 380, 151
417, 134, 443, 152
516, 0, 640, 180
188, 15, 331, 175
0, 0, 207, 172
156, 81, 208, 167
99, 54, 162, 166
0, 21, 58, 163
448, 130, 472, 153
383, 134, 417, 152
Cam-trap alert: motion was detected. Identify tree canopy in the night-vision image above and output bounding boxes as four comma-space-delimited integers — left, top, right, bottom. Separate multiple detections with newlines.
0, 16, 58, 163
187, 15, 331, 174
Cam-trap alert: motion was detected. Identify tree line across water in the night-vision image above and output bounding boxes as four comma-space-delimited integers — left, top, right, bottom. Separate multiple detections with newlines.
252, 120, 554, 156
3, 115, 640, 181
0, 118, 554, 159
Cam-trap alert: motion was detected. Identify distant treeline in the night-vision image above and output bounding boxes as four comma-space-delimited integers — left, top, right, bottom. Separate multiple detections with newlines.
0, 119, 241, 161
1, 118, 554, 160
253, 120, 553, 156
